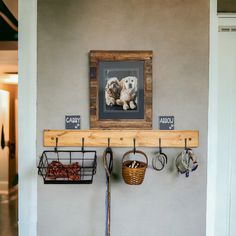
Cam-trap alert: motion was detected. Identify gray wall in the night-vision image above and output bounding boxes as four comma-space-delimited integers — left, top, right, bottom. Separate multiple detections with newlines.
37, 1, 209, 236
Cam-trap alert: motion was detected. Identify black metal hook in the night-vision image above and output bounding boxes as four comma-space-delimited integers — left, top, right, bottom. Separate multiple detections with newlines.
81, 137, 85, 152
157, 138, 168, 165
159, 138, 162, 153
54, 137, 58, 152
108, 138, 110, 148
133, 138, 136, 154
184, 138, 188, 150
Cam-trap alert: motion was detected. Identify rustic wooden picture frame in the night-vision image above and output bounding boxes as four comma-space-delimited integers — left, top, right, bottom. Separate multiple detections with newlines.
89, 50, 153, 129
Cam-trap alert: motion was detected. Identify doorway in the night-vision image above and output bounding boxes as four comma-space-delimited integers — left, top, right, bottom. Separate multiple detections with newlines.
0, 83, 18, 236
208, 1, 236, 234
215, 15, 236, 236
0, 0, 18, 235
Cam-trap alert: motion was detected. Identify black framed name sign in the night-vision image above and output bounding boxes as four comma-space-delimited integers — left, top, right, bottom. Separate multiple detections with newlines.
65, 115, 81, 129
159, 116, 174, 130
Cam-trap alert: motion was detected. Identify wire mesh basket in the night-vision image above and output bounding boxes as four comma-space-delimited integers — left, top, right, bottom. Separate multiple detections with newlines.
38, 150, 97, 184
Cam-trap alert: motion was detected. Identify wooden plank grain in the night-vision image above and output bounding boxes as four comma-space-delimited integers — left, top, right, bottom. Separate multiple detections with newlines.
90, 50, 153, 61
44, 130, 199, 148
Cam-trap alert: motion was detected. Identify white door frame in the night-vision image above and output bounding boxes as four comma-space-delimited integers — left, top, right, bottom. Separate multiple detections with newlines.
18, 0, 37, 236
207, 1, 218, 236
208, 1, 236, 236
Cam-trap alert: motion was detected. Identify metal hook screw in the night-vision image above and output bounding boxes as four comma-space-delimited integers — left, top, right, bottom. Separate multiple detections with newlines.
82, 137, 85, 152
108, 138, 110, 148
133, 138, 136, 154
159, 138, 162, 153
54, 137, 58, 152
184, 138, 187, 150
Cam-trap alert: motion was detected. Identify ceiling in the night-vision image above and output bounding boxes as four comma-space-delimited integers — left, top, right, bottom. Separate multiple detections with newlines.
0, 0, 18, 84
3, 0, 17, 19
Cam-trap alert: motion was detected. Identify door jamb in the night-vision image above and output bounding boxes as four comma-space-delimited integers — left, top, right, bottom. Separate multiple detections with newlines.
18, 1, 37, 235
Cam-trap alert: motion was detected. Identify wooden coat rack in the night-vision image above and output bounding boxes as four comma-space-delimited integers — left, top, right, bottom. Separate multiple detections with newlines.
44, 130, 199, 148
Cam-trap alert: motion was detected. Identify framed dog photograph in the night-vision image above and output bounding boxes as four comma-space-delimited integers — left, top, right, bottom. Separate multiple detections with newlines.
89, 50, 152, 129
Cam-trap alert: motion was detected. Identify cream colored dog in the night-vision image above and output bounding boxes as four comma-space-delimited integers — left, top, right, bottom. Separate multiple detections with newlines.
116, 76, 138, 110
105, 77, 121, 106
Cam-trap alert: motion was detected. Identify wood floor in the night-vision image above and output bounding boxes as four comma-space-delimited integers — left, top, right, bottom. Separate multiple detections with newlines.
0, 190, 18, 236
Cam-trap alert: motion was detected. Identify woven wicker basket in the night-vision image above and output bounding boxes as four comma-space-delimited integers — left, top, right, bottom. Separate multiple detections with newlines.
122, 150, 148, 185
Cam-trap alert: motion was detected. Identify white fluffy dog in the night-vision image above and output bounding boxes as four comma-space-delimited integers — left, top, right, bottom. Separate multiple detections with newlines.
105, 77, 121, 106
116, 76, 138, 110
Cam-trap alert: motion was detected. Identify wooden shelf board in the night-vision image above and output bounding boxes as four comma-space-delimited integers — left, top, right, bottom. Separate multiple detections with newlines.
44, 130, 199, 148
